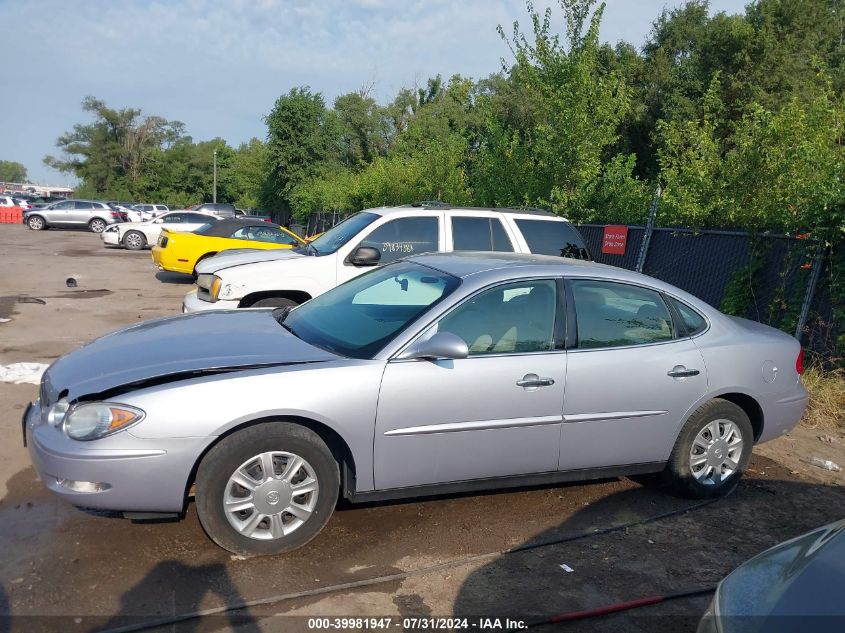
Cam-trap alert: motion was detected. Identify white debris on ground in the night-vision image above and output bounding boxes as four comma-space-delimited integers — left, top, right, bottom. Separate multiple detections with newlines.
0, 363, 49, 385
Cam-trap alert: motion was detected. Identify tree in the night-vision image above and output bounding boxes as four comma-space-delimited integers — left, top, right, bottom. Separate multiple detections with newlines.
263, 87, 343, 214
44, 96, 185, 200
0, 160, 27, 183
474, 0, 630, 216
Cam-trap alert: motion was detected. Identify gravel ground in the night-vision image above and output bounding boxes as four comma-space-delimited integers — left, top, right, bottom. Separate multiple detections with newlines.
0, 224, 842, 633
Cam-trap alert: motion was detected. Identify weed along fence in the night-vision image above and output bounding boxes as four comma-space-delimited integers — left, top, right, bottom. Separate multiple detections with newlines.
574, 223, 832, 352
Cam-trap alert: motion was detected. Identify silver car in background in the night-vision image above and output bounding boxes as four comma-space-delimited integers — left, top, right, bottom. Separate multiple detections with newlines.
23, 252, 808, 555
23, 199, 126, 232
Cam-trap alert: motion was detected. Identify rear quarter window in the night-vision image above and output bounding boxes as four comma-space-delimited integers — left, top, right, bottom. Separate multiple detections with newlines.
515, 219, 590, 259
667, 296, 708, 336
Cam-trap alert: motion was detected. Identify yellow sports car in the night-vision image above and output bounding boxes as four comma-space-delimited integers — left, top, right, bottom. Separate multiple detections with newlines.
151, 218, 305, 276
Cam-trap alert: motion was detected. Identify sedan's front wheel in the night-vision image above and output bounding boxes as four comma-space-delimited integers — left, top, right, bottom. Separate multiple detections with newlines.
664, 399, 753, 498
123, 230, 146, 250
195, 422, 339, 555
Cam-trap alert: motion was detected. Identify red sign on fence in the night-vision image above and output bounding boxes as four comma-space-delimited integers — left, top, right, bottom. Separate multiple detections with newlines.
602, 225, 628, 255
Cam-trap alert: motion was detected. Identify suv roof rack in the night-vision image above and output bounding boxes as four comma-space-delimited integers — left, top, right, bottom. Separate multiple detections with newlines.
401, 203, 557, 217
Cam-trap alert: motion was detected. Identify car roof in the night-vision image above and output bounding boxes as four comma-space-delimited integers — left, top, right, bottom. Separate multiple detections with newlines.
407, 251, 610, 278
365, 205, 564, 220
194, 217, 280, 237
405, 251, 714, 310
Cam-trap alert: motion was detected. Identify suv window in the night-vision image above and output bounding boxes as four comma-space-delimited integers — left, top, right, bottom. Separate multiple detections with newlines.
54, 201, 74, 210
439, 280, 558, 355
73, 201, 93, 210
357, 216, 439, 264
451, 216, 514, 252
571, 280, 674, 349
515, 219, 590, 259
667, 296, 707, 336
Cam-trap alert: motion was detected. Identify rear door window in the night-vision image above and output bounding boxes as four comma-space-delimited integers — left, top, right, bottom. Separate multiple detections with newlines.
515, 219, 590, 259
451, 216, 514, 252
74, 201, 94, 210
571, 279, 675, 348
357, 216, 439, 264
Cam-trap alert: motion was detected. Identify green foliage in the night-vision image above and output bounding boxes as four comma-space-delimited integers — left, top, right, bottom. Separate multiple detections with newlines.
263, 88, 343, 214
0, 160, 27, 183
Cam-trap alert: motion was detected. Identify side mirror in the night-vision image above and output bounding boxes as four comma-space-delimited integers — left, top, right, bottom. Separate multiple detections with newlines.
348, 246, 381, 266
153, 218, 163, 224
400, 332, 469, 361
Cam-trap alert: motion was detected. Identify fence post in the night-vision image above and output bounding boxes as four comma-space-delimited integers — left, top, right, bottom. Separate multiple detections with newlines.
794, 244, 825, 342
635, 185, 661, 273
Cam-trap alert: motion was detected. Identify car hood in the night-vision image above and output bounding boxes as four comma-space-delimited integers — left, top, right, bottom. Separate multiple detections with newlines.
41, 310, 337, 403
718, 519, 845, 624
196, 247, 307, 274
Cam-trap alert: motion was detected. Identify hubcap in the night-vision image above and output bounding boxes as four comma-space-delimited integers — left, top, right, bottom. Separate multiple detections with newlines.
223, 451, 319, 541
30, 218, 43, 229
91, 220, 105, 232
126, 234, 142, 248
689, 419, 743, 486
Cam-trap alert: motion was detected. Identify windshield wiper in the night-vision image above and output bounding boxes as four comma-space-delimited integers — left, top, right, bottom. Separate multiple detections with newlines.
273, 305, 293, 324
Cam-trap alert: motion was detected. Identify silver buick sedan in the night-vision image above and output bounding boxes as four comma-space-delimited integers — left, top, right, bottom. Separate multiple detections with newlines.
24, 253, 808, 555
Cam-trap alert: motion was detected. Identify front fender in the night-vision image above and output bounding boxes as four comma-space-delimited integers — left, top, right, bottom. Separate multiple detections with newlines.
120, 360, 386, 491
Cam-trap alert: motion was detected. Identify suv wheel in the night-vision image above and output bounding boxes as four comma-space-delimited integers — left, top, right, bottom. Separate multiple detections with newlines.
89, 218, 107, 233
27, 215, 46, 230
195, 422, 339, 555
663, 399, 753, 498
250, 297, 299, 309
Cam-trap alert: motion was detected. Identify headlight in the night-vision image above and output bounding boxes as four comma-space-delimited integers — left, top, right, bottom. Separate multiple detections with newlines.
47, 399, 70, 427
64, 403, 145, 441
210, 275, 223, 301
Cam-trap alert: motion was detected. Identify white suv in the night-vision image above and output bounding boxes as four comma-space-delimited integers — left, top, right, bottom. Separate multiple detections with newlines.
182, 205, 590, 312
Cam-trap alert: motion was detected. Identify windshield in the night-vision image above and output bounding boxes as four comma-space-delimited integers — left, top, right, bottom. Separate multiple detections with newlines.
308, 212, 380, 255
283, 261, 460, 359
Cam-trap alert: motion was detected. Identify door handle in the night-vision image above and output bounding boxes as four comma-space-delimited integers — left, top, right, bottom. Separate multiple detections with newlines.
517, 374, 555, 388
667, 366, 700, 378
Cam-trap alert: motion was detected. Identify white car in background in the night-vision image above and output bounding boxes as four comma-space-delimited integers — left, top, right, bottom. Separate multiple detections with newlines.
101, 210, 218, 250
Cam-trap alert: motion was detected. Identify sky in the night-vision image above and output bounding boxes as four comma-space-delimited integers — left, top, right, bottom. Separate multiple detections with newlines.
0, 0, 748, 186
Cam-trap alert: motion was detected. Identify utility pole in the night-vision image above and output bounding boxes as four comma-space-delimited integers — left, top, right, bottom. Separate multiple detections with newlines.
213, 150, 217, 203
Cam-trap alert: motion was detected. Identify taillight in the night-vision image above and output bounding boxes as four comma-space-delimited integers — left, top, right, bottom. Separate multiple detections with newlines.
796, 348, 804, 375
110, 210, 120, 218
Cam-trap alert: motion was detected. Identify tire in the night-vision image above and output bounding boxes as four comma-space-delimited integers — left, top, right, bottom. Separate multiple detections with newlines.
250, 297, 300, 309
27, 215, 46, 230
123, 230, 146, 251
663, 399, 753, 499
89, 218, 107, 233
195, 422, 339, 555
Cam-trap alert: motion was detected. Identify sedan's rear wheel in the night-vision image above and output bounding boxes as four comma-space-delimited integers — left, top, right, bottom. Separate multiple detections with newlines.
27, 215, 46, 230
195, 422, 339, 555
89, 218, 107, 233
123, 230, 146, 250
664, 399, 753, 498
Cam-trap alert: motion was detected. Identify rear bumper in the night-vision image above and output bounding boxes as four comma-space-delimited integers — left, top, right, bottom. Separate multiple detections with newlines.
758, 384, 809, 443
182, 288, 239, 313
150, 246, 192, 274
24, 401, 212, 513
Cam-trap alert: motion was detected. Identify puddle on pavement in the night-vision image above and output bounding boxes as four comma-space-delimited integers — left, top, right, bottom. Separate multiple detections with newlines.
0, 290, 114, 320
